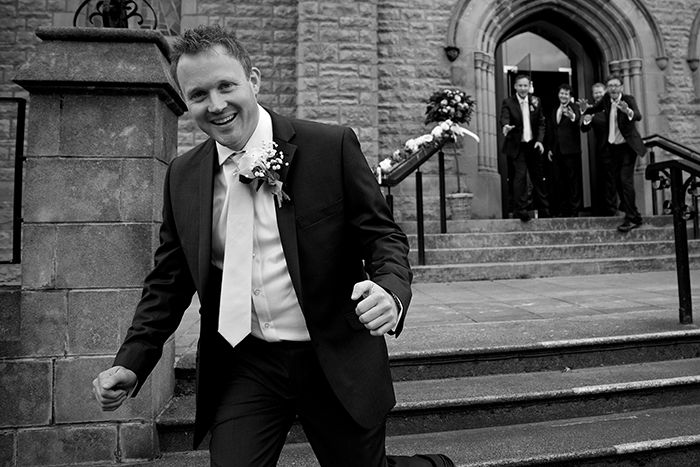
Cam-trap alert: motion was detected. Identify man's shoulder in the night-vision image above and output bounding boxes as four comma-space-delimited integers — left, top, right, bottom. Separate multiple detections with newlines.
271, 111, 349, 141
172, 139, 214, 169
291, 117, 346, 133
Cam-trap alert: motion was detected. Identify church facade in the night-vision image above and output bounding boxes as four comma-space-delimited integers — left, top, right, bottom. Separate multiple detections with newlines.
2, 0, 700, 221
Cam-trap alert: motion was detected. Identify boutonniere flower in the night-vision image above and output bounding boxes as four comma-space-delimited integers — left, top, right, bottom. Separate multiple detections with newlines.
529, 96, 539, 111
238, 141, 291, 207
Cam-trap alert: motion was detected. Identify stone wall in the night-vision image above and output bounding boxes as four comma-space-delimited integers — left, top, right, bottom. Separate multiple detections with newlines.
0, 28, 184, 466
645, 0, 700, 150
2, 1, 700, 218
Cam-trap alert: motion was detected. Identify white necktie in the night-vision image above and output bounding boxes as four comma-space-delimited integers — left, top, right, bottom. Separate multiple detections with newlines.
557, 106, 564, 124
521, 98, 532, 142
218, 156, 255, 348
608, 101, 618, 144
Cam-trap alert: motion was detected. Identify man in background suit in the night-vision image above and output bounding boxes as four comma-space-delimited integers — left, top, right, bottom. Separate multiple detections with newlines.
92, 25, 454, 467
500, 74, 550, 222
578, 75, 646, 232
547, 83, 582, 217
582, 82, 618, 216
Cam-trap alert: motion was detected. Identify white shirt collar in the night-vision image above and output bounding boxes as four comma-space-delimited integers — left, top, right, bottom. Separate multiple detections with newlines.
216, 105, 273, 166
517, 94, 529, 104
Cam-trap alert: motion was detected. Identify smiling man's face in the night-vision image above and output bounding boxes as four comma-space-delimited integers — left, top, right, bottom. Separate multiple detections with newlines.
514, 77, 531, 99
177, 44, 260, 150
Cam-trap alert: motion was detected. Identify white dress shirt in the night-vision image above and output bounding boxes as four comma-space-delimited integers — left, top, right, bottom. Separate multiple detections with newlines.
213, 105, 309, 342
608, 96, 634, 145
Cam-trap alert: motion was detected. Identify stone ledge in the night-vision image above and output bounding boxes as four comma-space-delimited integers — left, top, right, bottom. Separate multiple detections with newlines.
34, 27, 172, 60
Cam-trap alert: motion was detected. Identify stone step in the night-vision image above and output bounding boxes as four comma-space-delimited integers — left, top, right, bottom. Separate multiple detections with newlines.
411, 254, 700, 282
412, 240, 700, 265
281, 405, 700, 467
387, 359, 700, 437
157, 358, 700, 452
142, 405, 700, 466
174, 310, 700, 391
163, 311, 700, 451
409, 225, 677, 249
398, 215, 676, 234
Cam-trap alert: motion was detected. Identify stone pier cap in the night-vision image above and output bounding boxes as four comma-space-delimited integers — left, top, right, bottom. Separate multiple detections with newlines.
13, 27, 186, 116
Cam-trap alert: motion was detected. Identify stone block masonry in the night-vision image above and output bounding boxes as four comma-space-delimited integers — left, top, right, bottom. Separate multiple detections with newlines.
1, 28, 186, 466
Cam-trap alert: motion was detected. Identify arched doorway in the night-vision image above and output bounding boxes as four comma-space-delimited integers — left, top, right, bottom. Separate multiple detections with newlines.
447, 0, 667, 219
494, 12, 606, 217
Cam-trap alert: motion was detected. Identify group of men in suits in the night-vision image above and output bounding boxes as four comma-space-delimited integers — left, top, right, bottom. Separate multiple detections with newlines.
500, 74, 646, 232
92, 24, 455, 467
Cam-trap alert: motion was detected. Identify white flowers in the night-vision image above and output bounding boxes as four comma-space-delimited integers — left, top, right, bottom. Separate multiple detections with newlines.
377, 120, 480, 178
237, 141, 290, 207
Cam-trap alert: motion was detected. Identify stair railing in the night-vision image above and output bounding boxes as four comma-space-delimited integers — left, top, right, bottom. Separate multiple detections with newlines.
0, 97, 26, 265
378, 142, 450, 266
643, 134, 700, 325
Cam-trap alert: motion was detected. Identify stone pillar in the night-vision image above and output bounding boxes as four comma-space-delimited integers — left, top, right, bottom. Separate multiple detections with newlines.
470, 50, 501, 219
2, 27, 186, 466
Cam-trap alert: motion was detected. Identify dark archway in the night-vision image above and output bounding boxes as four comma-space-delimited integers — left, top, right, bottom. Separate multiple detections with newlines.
494, 10, 608, 217
447, 0, 667, 219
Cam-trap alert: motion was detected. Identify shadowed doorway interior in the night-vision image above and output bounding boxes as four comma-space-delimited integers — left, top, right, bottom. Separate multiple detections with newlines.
494, 16, 605, 218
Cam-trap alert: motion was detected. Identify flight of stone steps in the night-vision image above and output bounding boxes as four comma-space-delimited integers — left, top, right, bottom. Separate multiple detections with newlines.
156, 308, 700, 466
401, 216, 700, 283
145, 215, 700, 466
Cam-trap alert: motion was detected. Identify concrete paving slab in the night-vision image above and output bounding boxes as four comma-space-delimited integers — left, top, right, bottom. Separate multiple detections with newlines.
172, 271, 700, 362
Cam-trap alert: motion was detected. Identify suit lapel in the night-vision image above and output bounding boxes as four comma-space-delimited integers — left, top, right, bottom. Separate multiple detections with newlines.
268, 110, 303, 304
513, 96, 523, 119
197, 139, 216, 295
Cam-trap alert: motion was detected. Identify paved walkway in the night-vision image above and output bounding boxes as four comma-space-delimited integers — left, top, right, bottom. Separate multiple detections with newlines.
174, 270, 700, 360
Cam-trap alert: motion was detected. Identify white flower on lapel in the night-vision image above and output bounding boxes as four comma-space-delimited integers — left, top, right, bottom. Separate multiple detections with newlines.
529, 96, 539, 112
238, 141, 291, 207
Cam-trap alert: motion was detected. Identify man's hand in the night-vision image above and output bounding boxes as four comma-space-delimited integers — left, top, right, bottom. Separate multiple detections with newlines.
582, 114, 593, 125
92, 366, 137, 412
576, 98, 589, 113
351, 281, 398, 337
547, 150, 553, 162
618, 100, 630, 113
534, 142, 544, 155
503, 124, 515, 136
562, 106, 575, 121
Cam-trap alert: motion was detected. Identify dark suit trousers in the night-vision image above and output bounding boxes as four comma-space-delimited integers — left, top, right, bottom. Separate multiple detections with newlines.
598, 147, 619, 216
552, 152, 582, 217
208, 333, 388, 467
607, 142, 642, 223
208, 334, 445, 467
512, 141, 549, 214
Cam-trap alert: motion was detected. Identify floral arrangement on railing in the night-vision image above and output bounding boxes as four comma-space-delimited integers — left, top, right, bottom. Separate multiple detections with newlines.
375, 88, 479, 180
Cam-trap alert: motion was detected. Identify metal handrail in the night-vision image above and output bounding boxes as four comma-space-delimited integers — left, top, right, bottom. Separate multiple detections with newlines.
0, 97, 26, 265
642, 134, 700, 162
645, 152, 700, 325
643, 134, 700, 228
379, 144, 449, 265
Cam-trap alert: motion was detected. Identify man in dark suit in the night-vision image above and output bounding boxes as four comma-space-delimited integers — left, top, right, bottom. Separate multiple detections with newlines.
581, 82, 618, 216
578, 75, 646, 232
547, 83, 582, 217
500, 74, 550, 222
92, 25, 454, 467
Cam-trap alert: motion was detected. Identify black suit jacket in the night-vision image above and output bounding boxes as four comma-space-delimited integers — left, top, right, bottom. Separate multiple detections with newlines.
548, 102, 581, 156
583, 92, 646, 157
113, 109, 412, 448
499, 94, 546, 157
581, 108, 607, 155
